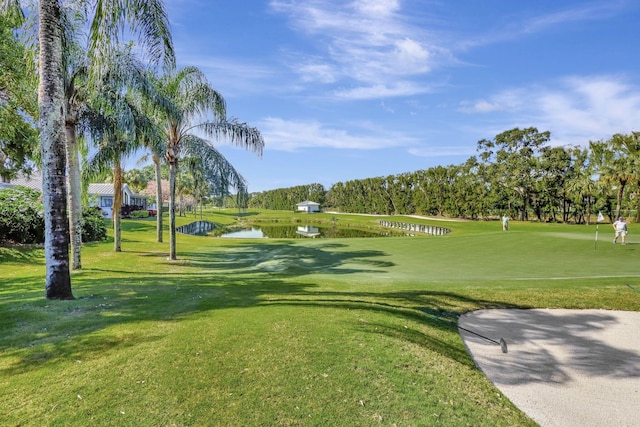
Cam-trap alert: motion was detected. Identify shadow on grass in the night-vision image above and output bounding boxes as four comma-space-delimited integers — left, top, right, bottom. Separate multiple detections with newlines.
260, 289, 525, 368
0, 240, 538, 382
0, 245, 44, 264
0, 274, 311, 375
178, 240, 394, 275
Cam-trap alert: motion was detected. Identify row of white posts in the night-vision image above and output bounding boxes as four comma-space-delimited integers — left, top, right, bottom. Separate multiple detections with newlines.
379, 220, 451, 236
176, 220, 215, 235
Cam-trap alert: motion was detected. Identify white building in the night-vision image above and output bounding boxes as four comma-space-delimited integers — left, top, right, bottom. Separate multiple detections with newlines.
296, 200, 320, 213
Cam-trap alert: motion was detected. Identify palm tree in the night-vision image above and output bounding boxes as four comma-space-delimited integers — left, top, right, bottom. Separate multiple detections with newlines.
136, 145, 167, 242
84, 53, 166, 252
151, 150, 166, 242
85, 132, 130, 252
35, 0, 74, 299
5, 0, 175, 299
60, 12, 95, 271
182, 156, 210, 218
68, 43, 166, 260
151, 67, 264, 260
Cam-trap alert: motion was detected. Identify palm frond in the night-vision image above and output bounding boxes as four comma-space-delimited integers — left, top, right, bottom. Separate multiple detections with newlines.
199, 118, 265, 157
88, 0, 175, 78
181, 135, 248, 195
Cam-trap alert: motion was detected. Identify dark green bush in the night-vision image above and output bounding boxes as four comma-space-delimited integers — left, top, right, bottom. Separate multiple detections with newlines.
0, 186, 45, 244
81, 207, 107, 242
129, 209, 149, 218
0, 187, 107, 244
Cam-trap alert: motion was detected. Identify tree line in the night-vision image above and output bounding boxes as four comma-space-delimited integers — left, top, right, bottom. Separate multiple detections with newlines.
250, 128, 640, 224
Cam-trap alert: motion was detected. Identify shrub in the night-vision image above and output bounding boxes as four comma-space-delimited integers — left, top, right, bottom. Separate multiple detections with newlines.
0, 186, 45, 244
82, 207, 107, 242
130, 209, 150, 218
120, 204, 146, 218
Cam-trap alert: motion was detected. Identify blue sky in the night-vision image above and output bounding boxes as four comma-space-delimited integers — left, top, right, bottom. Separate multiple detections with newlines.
162, 0, 640, 193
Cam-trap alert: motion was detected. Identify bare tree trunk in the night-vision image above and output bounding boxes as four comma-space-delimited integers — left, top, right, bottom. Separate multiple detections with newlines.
636, 181, 640, 223
113, 160, 123, 252
39, 0, 73, 299
153, 155, 163, 242
614, 182, 625, 219
65, 122, 82, 269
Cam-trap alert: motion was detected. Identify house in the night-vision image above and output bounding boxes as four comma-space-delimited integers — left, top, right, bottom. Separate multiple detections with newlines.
296, 200, 321, 213
88, 183, 148, 219
4, 172, 147, 219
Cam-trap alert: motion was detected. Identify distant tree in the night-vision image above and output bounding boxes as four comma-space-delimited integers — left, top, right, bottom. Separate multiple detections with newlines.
124, 168, 148, 193
565, 147, 597, 224
536, 146, 573, 222
477, 127, 550, 221
591, 135, 636, 220
613, 132, 640, 222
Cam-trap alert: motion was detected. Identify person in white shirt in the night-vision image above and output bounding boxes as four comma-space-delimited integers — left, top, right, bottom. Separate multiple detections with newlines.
501, 214, 509, 231
612, 216, 628, 245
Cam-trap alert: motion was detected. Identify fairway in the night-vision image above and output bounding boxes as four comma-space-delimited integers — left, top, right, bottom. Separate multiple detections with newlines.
1, 211, 638, 426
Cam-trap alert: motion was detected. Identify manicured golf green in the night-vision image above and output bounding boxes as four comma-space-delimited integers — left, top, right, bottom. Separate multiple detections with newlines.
1, 210, 637, 426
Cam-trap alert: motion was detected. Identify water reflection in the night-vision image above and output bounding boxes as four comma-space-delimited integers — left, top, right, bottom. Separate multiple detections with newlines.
218, 224, 397, 239
220, 228, 265, 238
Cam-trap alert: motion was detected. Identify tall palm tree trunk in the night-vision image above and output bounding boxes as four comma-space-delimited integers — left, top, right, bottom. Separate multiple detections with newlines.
153, 154, 163, 242
113, 160, 123, 252
39, 0, 73, 299
65, 122, 82, 269
168, 160, 177, 260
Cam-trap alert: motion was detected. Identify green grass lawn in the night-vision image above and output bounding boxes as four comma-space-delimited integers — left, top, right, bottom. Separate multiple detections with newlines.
1, 211, 637, 426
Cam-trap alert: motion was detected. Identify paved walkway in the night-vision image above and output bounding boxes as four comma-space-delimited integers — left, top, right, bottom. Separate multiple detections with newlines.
459, 309, 640, 427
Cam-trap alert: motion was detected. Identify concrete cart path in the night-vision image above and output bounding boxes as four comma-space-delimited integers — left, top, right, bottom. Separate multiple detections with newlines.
459, 309, 640, 427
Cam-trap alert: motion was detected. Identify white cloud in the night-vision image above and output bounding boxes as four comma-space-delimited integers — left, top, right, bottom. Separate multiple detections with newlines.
521, 1, 625, 34
353, 0, 400, 17
460, 75, 640, 146
458, 90, 526, 113
334, 81, 432, 100
538, 76, 640, 143
270, 0, 445, 94
408, 145, 477, 158
295, 61, 338, 84
175, 54, 285, 96
259, 117, 415, 151
395, 38, 431, 69
458, 1, 629, 50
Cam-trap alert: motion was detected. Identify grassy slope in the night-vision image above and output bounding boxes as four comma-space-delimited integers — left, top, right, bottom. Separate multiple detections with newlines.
1, 211, 637, 426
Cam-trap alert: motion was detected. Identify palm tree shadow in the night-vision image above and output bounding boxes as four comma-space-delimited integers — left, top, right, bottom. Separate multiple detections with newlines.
1, 241, 536, 378
179, 241, 395, 276
460, 309, 640, 386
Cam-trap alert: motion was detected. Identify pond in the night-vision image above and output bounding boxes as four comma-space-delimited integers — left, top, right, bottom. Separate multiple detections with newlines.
219, 224, 398, 239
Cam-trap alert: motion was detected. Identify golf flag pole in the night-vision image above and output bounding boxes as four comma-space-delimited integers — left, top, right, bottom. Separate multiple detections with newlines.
595, 212, 604, 249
